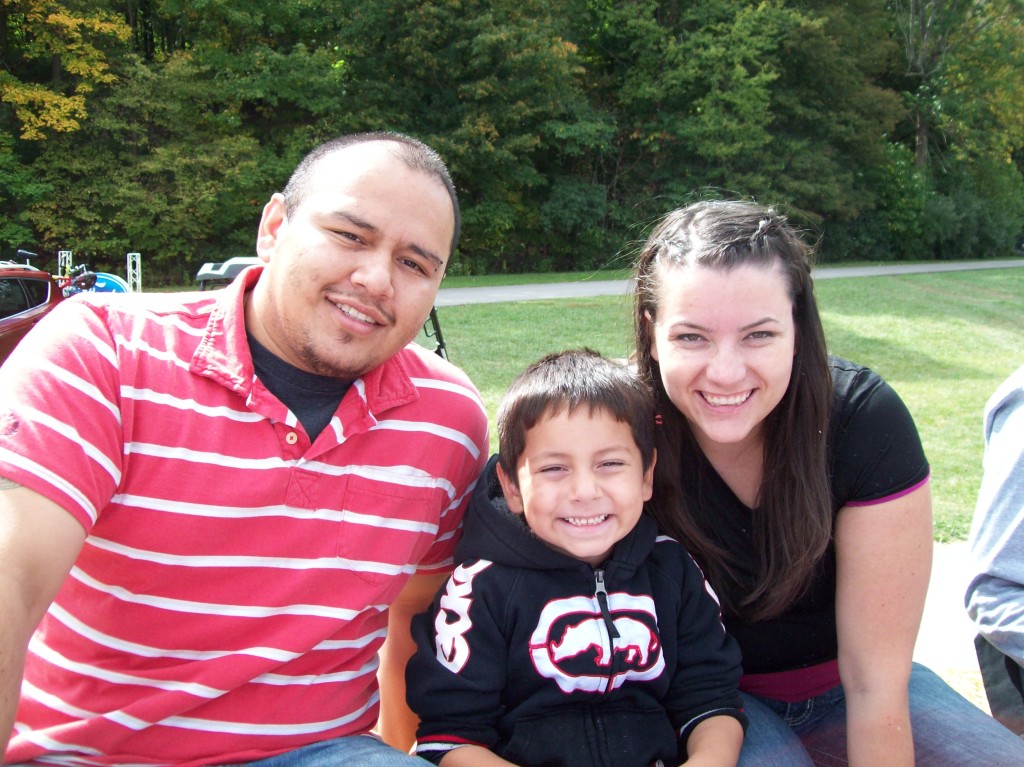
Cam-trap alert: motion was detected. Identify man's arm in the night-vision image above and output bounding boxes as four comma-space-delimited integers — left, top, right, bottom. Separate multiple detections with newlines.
0, 480, 85, 750
377, 570, 449, 753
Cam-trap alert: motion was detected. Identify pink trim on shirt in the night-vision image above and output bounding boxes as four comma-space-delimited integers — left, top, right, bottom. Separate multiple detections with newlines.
740, 659, 841, 702
844, 472, 931, 507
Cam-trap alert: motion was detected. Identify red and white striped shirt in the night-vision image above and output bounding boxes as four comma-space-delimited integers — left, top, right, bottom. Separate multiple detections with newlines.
0, 268, 488, 766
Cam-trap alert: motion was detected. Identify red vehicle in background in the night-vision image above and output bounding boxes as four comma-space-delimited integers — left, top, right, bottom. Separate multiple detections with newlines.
0, 256, 66, 365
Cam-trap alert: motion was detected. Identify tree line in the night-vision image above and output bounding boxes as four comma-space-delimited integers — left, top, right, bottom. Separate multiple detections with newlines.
2, 0, 1022, 283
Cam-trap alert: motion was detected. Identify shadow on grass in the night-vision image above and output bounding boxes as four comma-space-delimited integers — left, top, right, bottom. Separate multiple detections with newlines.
825, 326, 994, 383
818, 270, 1023, 384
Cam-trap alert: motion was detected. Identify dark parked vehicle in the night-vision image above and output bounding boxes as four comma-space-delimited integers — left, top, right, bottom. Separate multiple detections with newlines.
196, 256, 261, 290
0, 262, 66, 365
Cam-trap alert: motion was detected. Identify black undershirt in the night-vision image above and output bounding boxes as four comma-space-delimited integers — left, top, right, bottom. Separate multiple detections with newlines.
247, 332, 351, 441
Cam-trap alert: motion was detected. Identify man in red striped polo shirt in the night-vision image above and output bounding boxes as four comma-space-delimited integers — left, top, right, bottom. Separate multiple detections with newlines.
0, 132, 488, 766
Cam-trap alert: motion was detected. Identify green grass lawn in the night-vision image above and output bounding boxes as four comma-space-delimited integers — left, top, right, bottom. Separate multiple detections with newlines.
421, 267, 1024, 542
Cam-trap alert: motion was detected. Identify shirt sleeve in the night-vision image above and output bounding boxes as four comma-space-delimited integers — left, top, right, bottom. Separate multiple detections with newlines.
661, 545, 748, 753
406, 559, 508, 764
406, 359, 489, 576
0, 297, 123, 530
966, 366, 1024, 662
828, 360, 930, 508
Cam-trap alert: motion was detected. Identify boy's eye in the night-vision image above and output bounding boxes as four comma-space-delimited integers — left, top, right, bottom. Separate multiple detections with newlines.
539, 465, 566, 474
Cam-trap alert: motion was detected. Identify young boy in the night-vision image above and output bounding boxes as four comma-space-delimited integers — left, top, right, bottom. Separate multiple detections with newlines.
406, 349, 746, 767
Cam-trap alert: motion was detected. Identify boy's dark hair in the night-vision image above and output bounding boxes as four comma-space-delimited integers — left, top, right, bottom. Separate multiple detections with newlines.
497, 348, 656, 485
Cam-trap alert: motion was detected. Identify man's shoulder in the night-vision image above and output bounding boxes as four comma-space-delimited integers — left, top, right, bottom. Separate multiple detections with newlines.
393, 346, 485, 411
372, 345, 489, 445
126, 288, 220, 319
396, 343, 477, 388
71, 288, 219, 326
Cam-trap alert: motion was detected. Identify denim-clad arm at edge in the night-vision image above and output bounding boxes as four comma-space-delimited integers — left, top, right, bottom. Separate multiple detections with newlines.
967, 365, 1024, 663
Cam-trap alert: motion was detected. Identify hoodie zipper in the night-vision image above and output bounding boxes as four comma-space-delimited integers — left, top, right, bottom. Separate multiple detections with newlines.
594, 568, 621, 694
594, 569, 620, 639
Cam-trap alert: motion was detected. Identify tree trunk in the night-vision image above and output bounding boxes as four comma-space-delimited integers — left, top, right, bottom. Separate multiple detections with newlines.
915, 111, 929, 166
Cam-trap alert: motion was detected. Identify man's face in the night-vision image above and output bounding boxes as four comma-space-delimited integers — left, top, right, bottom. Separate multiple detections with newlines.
247, 142, 454, 378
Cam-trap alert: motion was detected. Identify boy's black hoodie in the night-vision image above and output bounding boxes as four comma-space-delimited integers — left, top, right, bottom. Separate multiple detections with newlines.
407, 456, 746, 767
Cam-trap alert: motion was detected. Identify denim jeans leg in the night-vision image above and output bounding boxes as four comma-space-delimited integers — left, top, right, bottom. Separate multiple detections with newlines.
239, 734, 433, 767
736, 692, 815, 767
741, 662, 1024, 767
790, 686, 849, 767
975, 633, 1024, 734
907, 662, 1024, 767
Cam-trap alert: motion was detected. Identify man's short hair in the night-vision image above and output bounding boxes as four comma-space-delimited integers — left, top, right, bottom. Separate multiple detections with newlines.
497, 348, 656, 484
282, 131, 461, 258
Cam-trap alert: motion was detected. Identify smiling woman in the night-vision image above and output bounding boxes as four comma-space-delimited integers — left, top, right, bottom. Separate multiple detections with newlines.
631, 200, 1024, 766
648, 262, 796, 498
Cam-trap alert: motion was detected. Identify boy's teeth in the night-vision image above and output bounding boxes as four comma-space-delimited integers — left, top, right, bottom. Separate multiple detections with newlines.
565, 515, 608, 527
704, 392, 750, 406
339, 304, 375, 324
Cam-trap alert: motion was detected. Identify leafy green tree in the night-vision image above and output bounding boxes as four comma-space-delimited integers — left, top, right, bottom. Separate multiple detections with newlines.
5, 0, 1024, 272
24, 0, 350, 280
890, 0, 1024, 163
0, 0, 129, 139
0, 1, 128, 255
883, 0, 1024, 259
577, 1, 867, 235
26, 62, 273, 279
332, 0, 613, 273
0, 132, 49, 253
929, 4, 1024, 259
769, 1, 905, 222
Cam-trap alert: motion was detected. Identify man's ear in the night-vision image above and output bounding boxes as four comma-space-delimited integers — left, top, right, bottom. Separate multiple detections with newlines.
495, 461, 525, 515
255, 193, 287, 263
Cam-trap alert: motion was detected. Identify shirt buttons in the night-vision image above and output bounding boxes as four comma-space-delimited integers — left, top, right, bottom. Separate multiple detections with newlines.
285, 431, 298, 445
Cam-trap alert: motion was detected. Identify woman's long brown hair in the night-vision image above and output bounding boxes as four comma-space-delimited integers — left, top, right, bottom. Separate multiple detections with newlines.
633, 201, 833, 622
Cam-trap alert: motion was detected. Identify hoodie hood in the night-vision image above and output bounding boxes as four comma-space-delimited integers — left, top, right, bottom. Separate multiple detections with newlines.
455, 454, 658, 575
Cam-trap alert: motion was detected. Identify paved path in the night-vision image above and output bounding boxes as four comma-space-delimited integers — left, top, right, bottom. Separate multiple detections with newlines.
435, 258, 1024, 306
435, 257, 1024, 712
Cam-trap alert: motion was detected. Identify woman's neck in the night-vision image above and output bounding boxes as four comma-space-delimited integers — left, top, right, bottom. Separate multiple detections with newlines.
693, 429, 764, 509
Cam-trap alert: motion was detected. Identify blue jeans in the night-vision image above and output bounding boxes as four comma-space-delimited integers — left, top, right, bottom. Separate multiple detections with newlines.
738, 662, 1024, 766
237, 734, 432, 766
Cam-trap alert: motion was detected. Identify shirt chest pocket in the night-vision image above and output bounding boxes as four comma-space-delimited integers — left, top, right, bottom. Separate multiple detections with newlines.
335, 474, 445, 589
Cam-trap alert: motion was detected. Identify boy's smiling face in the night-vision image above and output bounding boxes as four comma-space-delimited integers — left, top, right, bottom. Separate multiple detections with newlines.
497, 407, 655, 567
